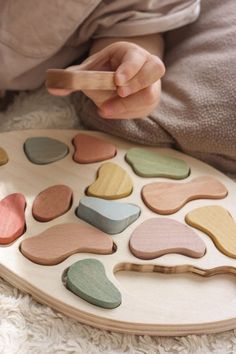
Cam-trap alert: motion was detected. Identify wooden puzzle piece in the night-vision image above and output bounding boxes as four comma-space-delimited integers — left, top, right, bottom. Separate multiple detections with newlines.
0, 193, 26, 245
87, 162, 133, 199
72, 133, 116, 163
46, 69, 116, 91
76, 196, 140, 234
186, 205, 236, 258
66, 258, 121, 309
32, 185, 73, 222
125, 148, 190, 179
24, 137, 69, 164
129, 218, 206, 260
142, 176, 228, 215
20, 223, 114, 265
0, 147, 8, 166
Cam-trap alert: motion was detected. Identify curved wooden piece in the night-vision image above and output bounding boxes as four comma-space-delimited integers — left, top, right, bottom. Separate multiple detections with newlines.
129, 218, 206, 260
72, 133, 116, 163
142, 176, 227, 215
186, 205, 236, 258
32, 185, 73, 222
0, 147, 8, 166
20, 223, 114, 265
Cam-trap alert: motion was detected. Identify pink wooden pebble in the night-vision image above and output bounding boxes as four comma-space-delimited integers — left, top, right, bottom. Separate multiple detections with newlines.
72, 133, 116, 163
0, 193, 26, 244
129, 218, 206, 260
32, 185, 73, 222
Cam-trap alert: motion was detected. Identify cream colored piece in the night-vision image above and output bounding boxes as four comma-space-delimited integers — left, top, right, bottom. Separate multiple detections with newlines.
0, 130, 236, 336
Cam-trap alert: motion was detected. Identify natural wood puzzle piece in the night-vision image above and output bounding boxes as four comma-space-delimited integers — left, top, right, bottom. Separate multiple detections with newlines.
142, 176, 227, 215
32, 185, 73, 222
125, 148, 190, 179
129, 218, 206, 260
87, 162, 133, 199
20, 223, 114, 265
186, 205, 236, 259
66, 258, 121, 309
76, 196, 140, 234
0, 147, 8, 166
46, 69, 116, 91
24, 137, 69, 164
72, 133, 116, 163
0, 193, 26, 245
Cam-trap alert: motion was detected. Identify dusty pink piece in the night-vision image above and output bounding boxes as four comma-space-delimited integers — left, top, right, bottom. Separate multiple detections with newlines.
0, 193, 26, 244
72, 134, 116, 163
129, 218, 206, 260
32, 185, 73, 222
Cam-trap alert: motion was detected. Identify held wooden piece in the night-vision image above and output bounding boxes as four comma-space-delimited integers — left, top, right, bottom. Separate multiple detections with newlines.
20, 223, 114, 265
186, 205, 236, 259
72, 133, 117, 163
129, 218, 206, 260
46, 69, 116, 91
142, 176, 228, 215
24, 137, 69, 165
76, 196, 141, 234
0, 147, 8, 165
66, 259, 122, 309
87, 162, 133, 199
0, 193, 26, 245
125, 148, 190, 179
32, 185, 73, 222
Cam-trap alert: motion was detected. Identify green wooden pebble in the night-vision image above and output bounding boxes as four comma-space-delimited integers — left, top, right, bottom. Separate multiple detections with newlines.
76, 196, 141, 234
66, 259, 121, 309
24, 137, 69, 165
125, 148, 190, 179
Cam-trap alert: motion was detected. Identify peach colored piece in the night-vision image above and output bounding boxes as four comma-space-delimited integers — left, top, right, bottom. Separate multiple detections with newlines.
72, 133, 116, 163
87, 162, 133, 200
0, 193, 26, 244
46, 69, 116, 91
32, 185, 73, 222
142, 176, 227, 215
20, 223, 114, 265
186, 205, 236, 259
0, 147, 8, 166
129, 218, 206, 260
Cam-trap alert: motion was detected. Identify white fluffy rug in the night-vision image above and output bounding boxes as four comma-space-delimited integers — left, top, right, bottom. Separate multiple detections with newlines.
1, 88, 236, 354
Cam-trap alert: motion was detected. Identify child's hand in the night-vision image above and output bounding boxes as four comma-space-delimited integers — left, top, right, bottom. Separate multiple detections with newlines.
49, 42, 165, 119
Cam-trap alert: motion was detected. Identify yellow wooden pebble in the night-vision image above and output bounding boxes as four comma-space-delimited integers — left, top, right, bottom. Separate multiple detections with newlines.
186, 205, 236, 258
87, 162, 133, 199
0, 147, 8, 166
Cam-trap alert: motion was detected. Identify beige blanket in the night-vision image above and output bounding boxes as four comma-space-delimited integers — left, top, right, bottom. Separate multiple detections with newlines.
73, 0, 236, 176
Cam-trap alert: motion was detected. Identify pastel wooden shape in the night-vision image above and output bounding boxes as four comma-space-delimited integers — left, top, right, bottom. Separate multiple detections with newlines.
0, 147, 8, 166
186, 205, 236, 258
72, 133, 116, 163
66, 258, 121, 309
0, 193, 26, 245
46, 69, 116, 91
20, 223, 113, 265
76, 196, 140, 234
142, 176, 228, 215
87, 162, 133, 199
24, 137, 69, 164
125, 148, 190, 179
32, 185, 73, 222
129, 218, 206, 260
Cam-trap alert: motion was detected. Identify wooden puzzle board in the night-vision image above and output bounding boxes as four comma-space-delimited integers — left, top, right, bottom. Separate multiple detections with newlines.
1, 129, 236, 336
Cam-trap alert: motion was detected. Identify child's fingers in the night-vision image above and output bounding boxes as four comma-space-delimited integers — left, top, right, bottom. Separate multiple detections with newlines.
117, 56, 165, 97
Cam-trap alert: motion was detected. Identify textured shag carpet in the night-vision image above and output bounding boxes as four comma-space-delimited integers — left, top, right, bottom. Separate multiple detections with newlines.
0, 88, 236, 354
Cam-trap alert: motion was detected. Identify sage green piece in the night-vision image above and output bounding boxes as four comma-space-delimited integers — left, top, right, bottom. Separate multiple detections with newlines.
24, 137, 69, 165
125, 148, 190, 179
66, 258, 122, 309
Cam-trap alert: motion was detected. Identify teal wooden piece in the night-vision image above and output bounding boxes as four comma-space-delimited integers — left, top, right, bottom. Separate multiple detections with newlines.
125, 148, 190, 179
24, 137, 69, 165
76, 196, 141, 234
66, 259, 121, 309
